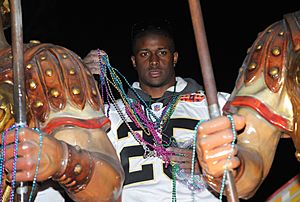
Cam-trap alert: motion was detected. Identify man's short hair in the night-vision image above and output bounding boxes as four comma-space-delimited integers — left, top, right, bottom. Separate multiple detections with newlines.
131, 18, 176, 54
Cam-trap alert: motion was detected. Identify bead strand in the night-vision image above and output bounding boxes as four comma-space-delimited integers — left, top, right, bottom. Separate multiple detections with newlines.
219, 114, 237, 201
187, 119, 206, 191
172, 164, 179, 202
29, 128, 43, 202
10, 124, 21, 202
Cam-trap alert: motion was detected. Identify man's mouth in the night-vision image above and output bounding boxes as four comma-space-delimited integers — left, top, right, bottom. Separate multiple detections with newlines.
149, 70, 161, 78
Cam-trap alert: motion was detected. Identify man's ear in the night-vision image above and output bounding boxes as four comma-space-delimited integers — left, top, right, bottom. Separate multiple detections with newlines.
131, 56, 137, 69
173, 51, 178, 67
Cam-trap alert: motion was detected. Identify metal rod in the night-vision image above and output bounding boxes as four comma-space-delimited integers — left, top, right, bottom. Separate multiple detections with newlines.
10, 0, 29, 201
187, 0, 239, 201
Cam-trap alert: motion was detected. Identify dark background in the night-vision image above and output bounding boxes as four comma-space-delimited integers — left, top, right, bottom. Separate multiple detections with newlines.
7, 0, 300, 201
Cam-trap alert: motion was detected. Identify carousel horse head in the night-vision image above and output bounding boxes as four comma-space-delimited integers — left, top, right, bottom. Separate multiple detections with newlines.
0, 41, 110, 136
224, 10, 300, 161
0, 41, 113, 201
0, 0, 110, 134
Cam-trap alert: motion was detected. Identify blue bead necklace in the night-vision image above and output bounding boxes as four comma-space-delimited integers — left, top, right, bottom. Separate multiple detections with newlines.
219, 114, 237, 201
29, 127, 43, 202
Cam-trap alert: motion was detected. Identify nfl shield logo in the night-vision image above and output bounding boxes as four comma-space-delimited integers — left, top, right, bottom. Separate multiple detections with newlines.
152, 102, 163, 111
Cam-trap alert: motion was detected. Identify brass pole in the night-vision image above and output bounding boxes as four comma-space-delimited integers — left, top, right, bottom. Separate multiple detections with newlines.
187, 0, 239, 201
10, 0, 29, 201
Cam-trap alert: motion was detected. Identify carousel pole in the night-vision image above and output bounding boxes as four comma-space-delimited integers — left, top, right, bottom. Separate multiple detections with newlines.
10, 0, 29, 201
187, 0, 239, 201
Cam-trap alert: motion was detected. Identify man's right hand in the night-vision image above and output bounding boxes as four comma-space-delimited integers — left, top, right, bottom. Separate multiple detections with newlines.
83, 49, 109, 75
196, 115, 245, 178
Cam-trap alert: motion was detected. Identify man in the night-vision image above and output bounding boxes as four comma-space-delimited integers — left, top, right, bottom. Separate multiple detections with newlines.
0, 1, 124, 201
196, 10, 300, 200
84, 19, 229, 201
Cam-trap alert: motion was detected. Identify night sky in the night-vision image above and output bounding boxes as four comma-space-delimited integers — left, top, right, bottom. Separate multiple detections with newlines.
8, 0, 300, 201
17, 0, 300, 93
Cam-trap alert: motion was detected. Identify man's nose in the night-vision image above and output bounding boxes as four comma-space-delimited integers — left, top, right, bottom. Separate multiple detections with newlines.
150, 60, 158, 66
149, 55, 159, 66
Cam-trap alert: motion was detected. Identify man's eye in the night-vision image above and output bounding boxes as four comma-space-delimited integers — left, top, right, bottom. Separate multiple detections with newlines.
158, 50, 167, 56
140, 52, 149, 57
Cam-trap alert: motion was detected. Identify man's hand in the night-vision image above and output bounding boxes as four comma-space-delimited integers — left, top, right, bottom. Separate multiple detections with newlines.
83, 49, 109, 75
196, 115, 245, 177
167, 146, 200, 174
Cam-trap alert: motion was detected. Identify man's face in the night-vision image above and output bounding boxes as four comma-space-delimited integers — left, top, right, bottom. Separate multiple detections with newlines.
131, 33, 178, 91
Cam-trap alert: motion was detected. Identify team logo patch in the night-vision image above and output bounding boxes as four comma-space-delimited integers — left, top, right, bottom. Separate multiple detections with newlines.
180, 92, 205, 102
151, 102, 163, 111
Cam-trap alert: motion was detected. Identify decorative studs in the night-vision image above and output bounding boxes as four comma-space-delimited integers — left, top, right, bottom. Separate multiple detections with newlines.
267, 29, 273, 33
45, 69, 53, 77
30, 40, 41, 44
74, 145, 81, 151
72, 87, 81, 95
69, 68, 75, 75
256, 43, 263, 50
247, 62, 257, 71
8, 54, 13, 59
278, 31, 284, 36
271, 47, 281, 56
268, 67, 279, 79
74, 164, 83, 175
26, 64, 32, 70
247, 47, 251, 54
40, 56, 46, 61
50, 89, 60, 98
29, 80, 37, 90
62, 54, 68, 59
295, 151, 300, 161
33, 100, 44, 108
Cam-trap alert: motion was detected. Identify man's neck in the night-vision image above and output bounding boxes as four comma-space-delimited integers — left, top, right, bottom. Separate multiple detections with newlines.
143, 88, 166, 98
140, 82, 177, 99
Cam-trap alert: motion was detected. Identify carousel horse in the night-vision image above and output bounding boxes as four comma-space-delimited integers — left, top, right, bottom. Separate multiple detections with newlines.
0, 1, 124, 201
221, 9, 300, 198
0, 41, 122, 198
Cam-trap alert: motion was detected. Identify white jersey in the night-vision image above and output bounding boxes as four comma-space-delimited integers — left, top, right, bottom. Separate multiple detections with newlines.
106, 78, 230, 202
34, 187, 64, 202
